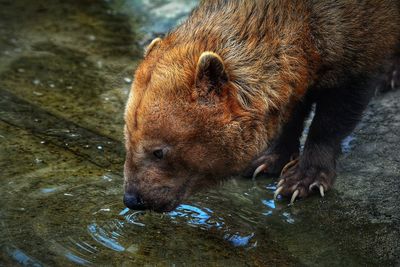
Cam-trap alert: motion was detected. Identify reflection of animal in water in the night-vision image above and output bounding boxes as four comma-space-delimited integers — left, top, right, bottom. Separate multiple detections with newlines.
123, 0, 400, 211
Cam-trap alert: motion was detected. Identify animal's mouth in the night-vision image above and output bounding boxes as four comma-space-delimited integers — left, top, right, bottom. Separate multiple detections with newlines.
149, 180, 194, 212
123, 189, 186, 213
124, 176, 194, 212
149, 188, 189, 212
151, 201, 181, 213
129, 196, 182, 213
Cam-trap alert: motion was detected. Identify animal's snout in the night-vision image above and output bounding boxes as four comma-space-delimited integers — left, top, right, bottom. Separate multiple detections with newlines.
123, 192, 145, 210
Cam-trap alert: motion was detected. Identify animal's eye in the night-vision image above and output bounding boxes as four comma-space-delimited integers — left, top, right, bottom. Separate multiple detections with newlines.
153, 149, 164, 159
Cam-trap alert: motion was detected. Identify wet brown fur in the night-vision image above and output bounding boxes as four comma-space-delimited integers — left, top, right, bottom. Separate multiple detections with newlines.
124, 0, 400, 211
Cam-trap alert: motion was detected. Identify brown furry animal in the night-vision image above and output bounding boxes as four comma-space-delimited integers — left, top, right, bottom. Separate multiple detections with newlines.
123, 0, 400, 211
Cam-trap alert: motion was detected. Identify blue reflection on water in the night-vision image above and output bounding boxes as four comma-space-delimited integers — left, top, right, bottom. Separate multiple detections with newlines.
118, 207, 130, 216
261, 198, 276, 217
87, 223, 125, 252
282, 212, 295, 224
73, 239, 97, 254
64, 251, 91, 265
40, 188, 57, 194
265, 184, 277, 191
262, 199, 276, 209
7, 246, 43, 267
225, 233, 255, 247
168, 204, 224, 229
263, 210, 273, 216
168, 204, 257, 247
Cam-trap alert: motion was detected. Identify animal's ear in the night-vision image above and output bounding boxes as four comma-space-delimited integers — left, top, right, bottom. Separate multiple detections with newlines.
195, 52, 229, 95
144, 37, 162, 57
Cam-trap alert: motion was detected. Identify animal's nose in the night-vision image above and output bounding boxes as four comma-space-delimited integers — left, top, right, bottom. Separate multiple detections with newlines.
123, 193, 145, 210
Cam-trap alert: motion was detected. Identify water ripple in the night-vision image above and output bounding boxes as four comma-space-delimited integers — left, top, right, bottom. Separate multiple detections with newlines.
87, 223, 125, 252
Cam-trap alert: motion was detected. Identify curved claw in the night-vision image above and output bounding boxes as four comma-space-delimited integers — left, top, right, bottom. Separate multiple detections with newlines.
252, 163, 267, 180
277, 179, 284, 187
319, 185, 325, 197
274, 186, 283, 200
290, 190, 300, 205
280, 158, 299, 177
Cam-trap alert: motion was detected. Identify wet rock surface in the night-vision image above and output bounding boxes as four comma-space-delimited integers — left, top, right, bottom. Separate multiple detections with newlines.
0, 0, 399, 266
335, 90, 400, 264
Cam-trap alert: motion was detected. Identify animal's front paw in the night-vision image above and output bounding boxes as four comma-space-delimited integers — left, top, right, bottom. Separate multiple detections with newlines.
274, 158, 335, 204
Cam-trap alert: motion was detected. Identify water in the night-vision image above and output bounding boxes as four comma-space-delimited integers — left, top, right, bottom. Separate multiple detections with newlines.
0, 0, 398, 266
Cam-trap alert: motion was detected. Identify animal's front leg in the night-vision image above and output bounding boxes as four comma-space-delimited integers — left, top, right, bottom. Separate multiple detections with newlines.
275, 80, 373, 204
244, 97, 313, 178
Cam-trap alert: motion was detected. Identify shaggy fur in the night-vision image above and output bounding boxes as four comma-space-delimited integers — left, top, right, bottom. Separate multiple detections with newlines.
123, 0, 400, 211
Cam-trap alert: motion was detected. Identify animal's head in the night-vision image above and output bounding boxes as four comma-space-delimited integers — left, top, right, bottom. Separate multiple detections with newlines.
123, 38, 268, 212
